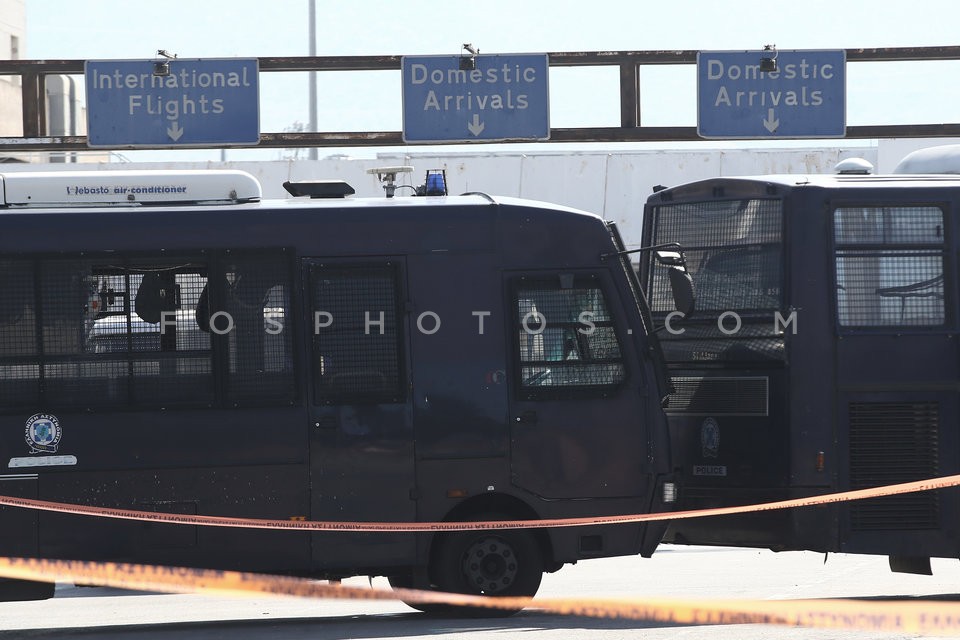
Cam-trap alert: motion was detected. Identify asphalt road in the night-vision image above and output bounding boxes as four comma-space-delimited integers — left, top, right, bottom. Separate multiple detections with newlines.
2, 545, 960, 639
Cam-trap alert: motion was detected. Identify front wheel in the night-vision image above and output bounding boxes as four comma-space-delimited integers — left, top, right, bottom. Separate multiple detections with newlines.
430, 521, 544, 617
0, 578, 54, 602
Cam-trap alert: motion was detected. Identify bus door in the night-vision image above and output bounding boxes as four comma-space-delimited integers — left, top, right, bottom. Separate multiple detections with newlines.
304, 259, 416, 568
507, 272, 652, 501
404, 252, 510, 499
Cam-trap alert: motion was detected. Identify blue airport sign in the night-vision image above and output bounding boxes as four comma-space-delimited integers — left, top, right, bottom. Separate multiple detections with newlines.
402, 54, 549, 143
697, 50, 845, 139
85, 58, 260, 148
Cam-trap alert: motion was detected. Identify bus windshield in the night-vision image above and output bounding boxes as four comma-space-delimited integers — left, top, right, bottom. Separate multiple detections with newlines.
645, 198, 783, 315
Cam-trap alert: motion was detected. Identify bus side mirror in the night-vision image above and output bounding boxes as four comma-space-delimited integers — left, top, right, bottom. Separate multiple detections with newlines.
654, 249, 695, 317
667, 266, 696, 318
655, 250, 684, 267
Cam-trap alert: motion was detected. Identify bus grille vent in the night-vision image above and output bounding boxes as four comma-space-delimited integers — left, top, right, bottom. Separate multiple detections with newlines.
849, 401, 939, 531
665, 376, 768, 416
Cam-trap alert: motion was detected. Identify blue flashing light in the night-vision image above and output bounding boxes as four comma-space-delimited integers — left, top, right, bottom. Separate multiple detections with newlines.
424, 170, 447, 196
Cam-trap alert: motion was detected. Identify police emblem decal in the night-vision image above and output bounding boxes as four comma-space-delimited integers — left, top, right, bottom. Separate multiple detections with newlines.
25, 413, 62, 454
700, 417, 720, 459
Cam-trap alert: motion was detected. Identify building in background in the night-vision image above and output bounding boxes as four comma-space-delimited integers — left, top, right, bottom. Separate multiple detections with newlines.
0, 0, 24, 143
44, 73, 86, 163
0, 0, 91, 163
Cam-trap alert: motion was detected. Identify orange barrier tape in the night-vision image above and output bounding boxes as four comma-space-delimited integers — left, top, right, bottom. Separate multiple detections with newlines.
1, 557, 960, 635
0, 473, 959, 532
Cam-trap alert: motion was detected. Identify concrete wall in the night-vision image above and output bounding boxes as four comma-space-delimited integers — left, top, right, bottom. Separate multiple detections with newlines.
0, 146, 883, 248
5, 138, 956, 250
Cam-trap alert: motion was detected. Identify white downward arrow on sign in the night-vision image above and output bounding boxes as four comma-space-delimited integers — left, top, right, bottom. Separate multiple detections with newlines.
467, 114, 485, 137
763, 108, 779, 133
167, 122, 184, 141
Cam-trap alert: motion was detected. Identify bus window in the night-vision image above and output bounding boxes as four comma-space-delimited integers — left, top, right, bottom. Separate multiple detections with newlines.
0, 259, 39, 407
834, 206, 946, 327
309, 263, 404, 404
221, 253, 296, 405
646, 199, 782, 314
0, 250, 295, 410
41, 256, 214, 407
514, 276, 625, 394
87, 270, 209, 354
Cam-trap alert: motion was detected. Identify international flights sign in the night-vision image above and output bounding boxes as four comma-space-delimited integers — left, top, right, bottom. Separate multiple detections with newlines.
85, 58, 260, 148
401, 54, 550, 143
697, 49, 846, 139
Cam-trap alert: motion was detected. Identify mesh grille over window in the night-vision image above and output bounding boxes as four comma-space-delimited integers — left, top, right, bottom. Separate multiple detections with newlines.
222, 254, 295, 405
0, 250, 294, 412
834, 206, 946, 328
647, 199, 783, 313
0, 259, 39, 407
310, 263, 404, 404
515, 275, 625, 396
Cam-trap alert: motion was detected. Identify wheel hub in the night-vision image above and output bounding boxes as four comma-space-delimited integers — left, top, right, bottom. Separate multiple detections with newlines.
462, 535, 518, 594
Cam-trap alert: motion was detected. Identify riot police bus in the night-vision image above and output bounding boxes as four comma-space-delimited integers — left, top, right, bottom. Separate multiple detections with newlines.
0, 168, 688, 612
641, 146, 960, 576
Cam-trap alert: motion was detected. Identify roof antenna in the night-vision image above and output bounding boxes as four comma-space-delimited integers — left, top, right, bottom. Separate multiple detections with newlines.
367, 166, 414, 198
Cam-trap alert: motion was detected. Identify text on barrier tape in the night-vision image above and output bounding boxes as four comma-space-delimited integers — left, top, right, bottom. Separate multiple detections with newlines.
2, 557, 960, 635
0, 473, 958, 532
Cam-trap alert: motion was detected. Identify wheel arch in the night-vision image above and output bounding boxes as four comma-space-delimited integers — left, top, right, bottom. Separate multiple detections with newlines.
436, 492, 559, 573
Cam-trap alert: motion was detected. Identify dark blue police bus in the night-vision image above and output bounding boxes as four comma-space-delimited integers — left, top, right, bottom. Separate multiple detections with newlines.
0, 168, 687, 612
641, 148, 960, 576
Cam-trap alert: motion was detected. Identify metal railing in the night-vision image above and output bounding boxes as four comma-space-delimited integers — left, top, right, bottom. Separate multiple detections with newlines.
1, 46, 960, 152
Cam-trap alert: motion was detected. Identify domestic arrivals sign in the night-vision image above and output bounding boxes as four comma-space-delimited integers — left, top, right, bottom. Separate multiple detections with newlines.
401, 53, 550, 143
697, 49, 846, 138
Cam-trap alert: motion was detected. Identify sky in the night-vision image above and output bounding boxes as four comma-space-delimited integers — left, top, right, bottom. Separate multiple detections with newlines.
22, 0, 960, 162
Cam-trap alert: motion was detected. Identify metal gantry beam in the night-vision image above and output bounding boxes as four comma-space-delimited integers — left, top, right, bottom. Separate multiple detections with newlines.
1, 46, 960, 152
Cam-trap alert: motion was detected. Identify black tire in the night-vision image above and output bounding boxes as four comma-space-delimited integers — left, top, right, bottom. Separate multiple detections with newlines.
430, 518, 544, 617
386, 572, 452, 615
0, 578, 54, 602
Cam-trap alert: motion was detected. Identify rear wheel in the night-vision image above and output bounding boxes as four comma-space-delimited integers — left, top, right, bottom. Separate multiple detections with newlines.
430, 520, 544, 617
